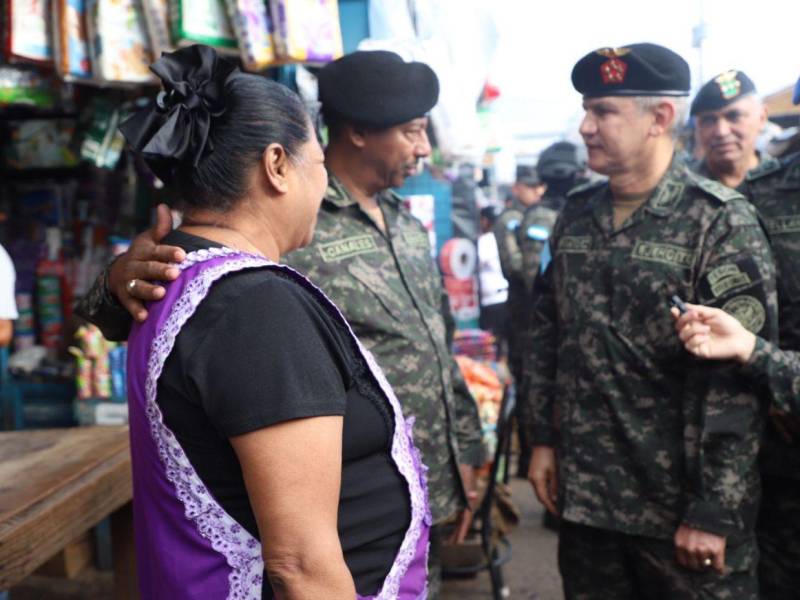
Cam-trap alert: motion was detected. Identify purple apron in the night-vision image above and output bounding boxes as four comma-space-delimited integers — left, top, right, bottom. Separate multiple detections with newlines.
127, 248, 430, 599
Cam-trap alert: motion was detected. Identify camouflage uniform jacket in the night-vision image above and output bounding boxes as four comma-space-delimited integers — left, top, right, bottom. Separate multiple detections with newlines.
742, 151, 800, 480
493, 200, 527, 374
525, 157, 778, 541
284, 176, 484, 524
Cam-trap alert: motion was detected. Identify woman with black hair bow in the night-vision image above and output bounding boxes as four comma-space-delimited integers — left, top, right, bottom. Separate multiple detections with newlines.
120, 45, 429, 599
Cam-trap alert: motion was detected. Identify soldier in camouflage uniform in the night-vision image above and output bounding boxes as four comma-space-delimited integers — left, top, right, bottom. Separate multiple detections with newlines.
690, 72, 800, 600
494, 166, 546, 477
494, 165, 546, 363
525, 43, 777, 599
77, 50, 483, 598
514, 144, 579, 480
518, 142, 582, 296
675, 148, 800, 600
690, 70, 770, 190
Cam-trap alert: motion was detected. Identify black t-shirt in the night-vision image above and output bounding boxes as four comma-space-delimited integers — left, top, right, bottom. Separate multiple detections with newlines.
157, 231, 410, 597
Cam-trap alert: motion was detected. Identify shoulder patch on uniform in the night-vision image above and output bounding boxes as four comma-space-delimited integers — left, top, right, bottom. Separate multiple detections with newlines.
690, 174, 745, 203
566, 178, 605, 198
746, 155, 782, 182
506, 218, 521, 231
722, 295, 766, 334
526, 225, 550, 241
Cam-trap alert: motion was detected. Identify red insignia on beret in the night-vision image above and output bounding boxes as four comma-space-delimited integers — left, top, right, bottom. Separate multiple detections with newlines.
600, 57, 628, 84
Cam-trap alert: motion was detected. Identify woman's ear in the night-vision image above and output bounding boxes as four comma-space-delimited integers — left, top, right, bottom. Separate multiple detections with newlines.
262, 143, 290, 194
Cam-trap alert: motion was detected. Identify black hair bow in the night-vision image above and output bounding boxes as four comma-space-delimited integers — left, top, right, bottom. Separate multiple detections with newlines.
119, 45, 240, 181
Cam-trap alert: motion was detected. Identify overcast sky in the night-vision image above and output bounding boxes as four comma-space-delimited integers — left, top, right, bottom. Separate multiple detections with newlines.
489, 0, 800, 154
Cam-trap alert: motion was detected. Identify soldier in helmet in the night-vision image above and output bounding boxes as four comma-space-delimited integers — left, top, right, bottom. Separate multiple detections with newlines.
513, 143, 581, 479
494, 165, 546, 475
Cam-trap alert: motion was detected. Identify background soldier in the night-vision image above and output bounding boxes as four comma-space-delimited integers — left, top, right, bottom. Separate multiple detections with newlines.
518, 141, 582, 297
691, 70, 771, 189
514, 142, 580, 480
494, 165, 546, 476
739, 136, 800, 600
526, 43, 777, 599
693, 71, 800, 599
77, 50, 484, 598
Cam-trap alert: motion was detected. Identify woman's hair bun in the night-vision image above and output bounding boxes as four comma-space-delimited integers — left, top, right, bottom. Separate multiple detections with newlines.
119, 45, 240, 184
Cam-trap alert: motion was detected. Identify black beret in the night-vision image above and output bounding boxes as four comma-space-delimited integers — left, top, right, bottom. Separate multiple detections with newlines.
571, 43, 690, 98
537, 141, 580, 180
690, 70, 757, 116
515, 165, 541, 185
318, 50, 439, 129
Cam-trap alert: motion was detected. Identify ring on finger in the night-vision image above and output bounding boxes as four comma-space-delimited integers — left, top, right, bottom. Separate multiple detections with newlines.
126, 278, 138, 294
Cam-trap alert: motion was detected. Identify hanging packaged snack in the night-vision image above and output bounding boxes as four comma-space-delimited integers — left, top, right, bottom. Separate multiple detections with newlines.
270, 0, 343, 64
85, 0, 156, 84
141, 0, 173, 58
52, 0, 93, 80
4, 0, 54, 64
225, 0, 275, 71
169, 0, 238, 54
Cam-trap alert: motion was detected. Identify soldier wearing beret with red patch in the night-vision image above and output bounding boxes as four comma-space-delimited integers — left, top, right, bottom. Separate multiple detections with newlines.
524, 43, 777, 599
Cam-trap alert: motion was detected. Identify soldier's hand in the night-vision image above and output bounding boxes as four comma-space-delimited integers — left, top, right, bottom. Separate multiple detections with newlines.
109, 204, 185, 322
674, 525, 726, 573
528, 446, 558, 516
447, 464, 480, 545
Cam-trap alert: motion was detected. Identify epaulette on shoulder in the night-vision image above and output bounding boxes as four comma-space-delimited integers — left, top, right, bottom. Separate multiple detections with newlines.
686, 171, 744, 203
745, 155, 783, 182
566, 178, 605, 199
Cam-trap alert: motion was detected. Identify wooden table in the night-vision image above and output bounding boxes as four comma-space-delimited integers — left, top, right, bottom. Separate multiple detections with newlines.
0, 426, 137, 598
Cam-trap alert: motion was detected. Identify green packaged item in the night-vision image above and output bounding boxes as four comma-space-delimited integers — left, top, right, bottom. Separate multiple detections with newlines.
0, 67, 57, 108
80, 97, 126, 169
169, 0, 237, 52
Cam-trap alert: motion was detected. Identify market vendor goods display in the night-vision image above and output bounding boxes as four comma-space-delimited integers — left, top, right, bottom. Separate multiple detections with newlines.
4, 0, 346, 84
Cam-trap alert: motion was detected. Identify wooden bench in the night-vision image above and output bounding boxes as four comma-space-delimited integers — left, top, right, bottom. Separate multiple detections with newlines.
0, 426, 137, 598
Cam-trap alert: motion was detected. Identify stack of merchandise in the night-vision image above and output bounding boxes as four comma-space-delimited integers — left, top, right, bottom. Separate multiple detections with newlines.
2, 0, 346, 86
455, 354, 510, 462
452, 328, 496, 362
71, 323, 128, 425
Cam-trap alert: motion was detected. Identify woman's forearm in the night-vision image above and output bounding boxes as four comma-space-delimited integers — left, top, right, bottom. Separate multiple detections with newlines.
265, 542, 355, 600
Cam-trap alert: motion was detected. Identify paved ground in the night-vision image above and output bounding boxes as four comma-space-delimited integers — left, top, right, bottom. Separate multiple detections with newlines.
10, 477, 563, 600
441, 476, 563, 600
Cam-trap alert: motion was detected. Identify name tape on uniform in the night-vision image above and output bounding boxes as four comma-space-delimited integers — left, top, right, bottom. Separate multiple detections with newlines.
558, 236, 591, 253
631, 241, 696, 269
318, 235, 379, 262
